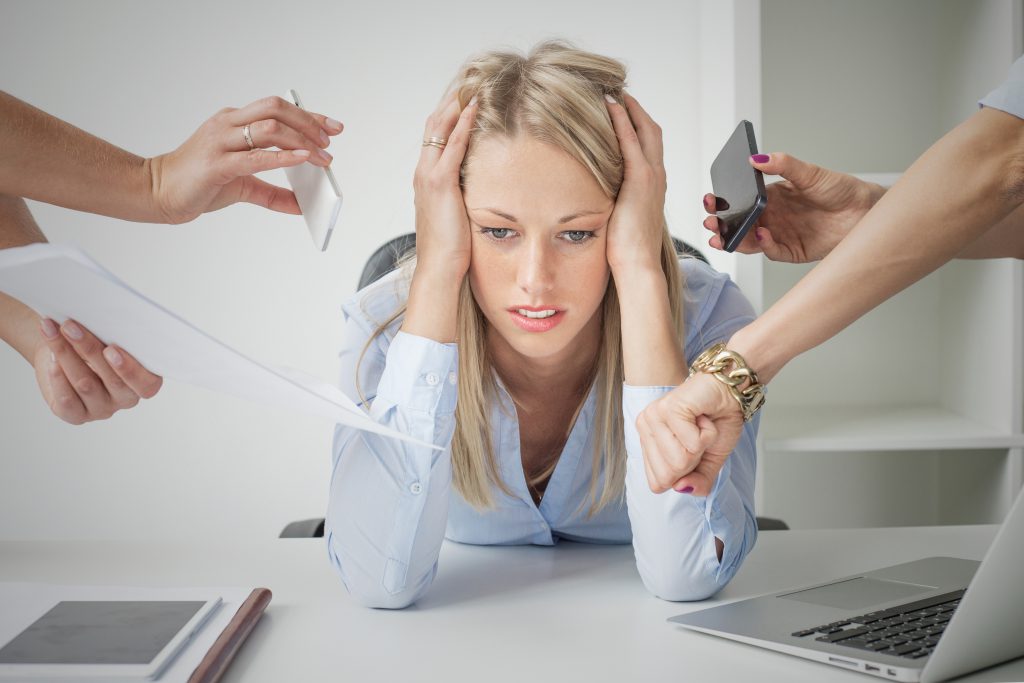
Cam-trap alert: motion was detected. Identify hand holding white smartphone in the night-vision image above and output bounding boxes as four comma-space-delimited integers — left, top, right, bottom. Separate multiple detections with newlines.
283, 89, 342, 251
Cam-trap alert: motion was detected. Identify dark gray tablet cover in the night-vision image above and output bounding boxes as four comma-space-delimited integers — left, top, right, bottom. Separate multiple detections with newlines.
0, 601, 205, 665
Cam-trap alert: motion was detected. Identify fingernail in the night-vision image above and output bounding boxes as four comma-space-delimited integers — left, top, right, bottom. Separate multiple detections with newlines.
604, 93, 616, 104
676, 485, 695, 494
319, 130, 330, 146
292, 149, 311, 158
755, 228, 763, 242
62, 321, 83, 341
703, 195, 711, 210
40, 318, 58, 339
751, 154, 770, 164
318, 148, 332, 163
469, 95, 478, 106
325, 117, 342, 132
103, 346, 123, 368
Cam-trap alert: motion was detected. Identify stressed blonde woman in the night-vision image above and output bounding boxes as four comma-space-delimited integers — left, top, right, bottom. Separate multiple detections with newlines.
326, 42, 760, 608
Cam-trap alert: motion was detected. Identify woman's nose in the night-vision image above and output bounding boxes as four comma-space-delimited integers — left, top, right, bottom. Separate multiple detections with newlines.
516, 240, 556, 296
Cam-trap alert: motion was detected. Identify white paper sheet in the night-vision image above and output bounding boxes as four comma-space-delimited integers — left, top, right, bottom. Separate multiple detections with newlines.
0, 243, 437, 450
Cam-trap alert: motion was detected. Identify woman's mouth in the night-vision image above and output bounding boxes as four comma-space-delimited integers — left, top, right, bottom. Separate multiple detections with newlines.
508, 306, 565, 332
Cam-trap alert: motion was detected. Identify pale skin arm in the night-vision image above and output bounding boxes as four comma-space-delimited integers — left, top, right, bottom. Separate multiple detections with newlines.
0, 195, 163, 423
605, 94, 687, 388
731, 106, 1024, 382
0, 91, 341, 225
705, 127, 1024, 263
643, 105, 1024, 496
0, 194, 46, 361
604, 94, 723, 560
402, 94, 478, 342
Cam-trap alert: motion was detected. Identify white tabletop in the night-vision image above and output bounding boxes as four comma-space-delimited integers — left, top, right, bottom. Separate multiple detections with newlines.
2, 526, 1022, 682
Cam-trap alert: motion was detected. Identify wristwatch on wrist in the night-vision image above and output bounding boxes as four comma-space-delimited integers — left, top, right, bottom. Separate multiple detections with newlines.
689, 343, 766, 422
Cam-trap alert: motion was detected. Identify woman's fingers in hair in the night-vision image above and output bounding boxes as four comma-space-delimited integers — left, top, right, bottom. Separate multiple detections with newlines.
417, 96, 463, 171
435, 97, 479, 178
621, 93, 664, 168
604, 94, 646, 171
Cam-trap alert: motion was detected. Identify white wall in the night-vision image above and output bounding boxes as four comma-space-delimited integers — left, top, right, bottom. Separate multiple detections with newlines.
0, 0, 713, 540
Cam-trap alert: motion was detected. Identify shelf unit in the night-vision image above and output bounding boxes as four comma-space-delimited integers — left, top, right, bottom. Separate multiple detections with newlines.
695, 0, 1024, 529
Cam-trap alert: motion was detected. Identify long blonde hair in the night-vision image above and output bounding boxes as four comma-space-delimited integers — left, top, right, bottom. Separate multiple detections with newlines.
358, 41, 684, 515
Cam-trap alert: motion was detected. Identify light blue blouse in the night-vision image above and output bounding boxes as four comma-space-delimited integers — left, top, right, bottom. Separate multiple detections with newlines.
980, 55, 1024, 119
326, 257, 760, 608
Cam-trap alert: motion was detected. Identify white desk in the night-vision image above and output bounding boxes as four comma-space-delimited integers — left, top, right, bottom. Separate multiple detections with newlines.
2, 526, 1022, 682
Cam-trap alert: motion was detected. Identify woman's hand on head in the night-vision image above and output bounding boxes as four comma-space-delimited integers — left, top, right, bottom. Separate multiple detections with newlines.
32, 318, 162, 425
635, 371, 745, 497
147, 96, 343, 224
703, 153, 886, 263
412, 93, 478, 278
604, 93, 668, 276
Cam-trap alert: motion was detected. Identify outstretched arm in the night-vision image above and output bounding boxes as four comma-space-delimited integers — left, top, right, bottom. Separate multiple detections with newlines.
0, 91, 340, 225
732, 106, 1024, 383
657, 105, 1024, 496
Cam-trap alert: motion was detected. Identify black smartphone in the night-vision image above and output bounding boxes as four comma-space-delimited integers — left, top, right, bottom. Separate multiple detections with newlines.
710, 120, 767, 252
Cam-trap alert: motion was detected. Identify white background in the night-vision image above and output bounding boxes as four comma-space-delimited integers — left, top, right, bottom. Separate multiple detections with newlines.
0, 0, 726, 540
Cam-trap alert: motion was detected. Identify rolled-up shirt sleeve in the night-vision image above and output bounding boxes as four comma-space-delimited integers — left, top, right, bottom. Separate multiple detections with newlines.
622, 262, 759, 602
326, 290, 458, 609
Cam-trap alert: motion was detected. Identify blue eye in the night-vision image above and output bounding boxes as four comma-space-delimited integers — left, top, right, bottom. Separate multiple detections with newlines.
482, 228, 514, 240
561, 230, 594, 243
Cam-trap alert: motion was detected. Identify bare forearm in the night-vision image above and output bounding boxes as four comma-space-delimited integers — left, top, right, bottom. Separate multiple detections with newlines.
615, 265, 686, 386
956, 201, 1024, 259
0, 91, 160, 222
731, 107, 1024, 381
0, 194, 45, 360
401, 263, 463, 343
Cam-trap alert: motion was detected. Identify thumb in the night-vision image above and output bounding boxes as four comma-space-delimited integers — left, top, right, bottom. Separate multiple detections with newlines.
752, 226, 792, 263
670, 450, 727, 498
239, 176, 301, 215
669, 415, 718, 495
750, 152, 822, 191
696, 414, 718, 451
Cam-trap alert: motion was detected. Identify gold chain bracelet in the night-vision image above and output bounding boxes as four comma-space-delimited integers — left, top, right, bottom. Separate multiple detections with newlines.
688, 343, 766, 422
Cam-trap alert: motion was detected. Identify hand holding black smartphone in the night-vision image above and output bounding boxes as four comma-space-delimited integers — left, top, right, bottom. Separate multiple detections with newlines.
710, 120, 767, 252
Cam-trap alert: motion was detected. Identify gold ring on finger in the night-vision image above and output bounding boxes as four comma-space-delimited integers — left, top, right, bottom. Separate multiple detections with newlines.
422, 136, 447, 149
243, 124, 256, 151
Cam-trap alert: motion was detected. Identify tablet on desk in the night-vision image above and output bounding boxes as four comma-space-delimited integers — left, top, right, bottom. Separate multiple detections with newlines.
0, 597, 221, 681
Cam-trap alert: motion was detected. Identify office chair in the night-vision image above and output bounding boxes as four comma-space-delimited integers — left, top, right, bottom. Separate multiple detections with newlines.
281, 234, 787, 537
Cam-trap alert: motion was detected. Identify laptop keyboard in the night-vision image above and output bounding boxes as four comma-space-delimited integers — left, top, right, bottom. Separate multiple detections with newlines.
791, 589, 965, 660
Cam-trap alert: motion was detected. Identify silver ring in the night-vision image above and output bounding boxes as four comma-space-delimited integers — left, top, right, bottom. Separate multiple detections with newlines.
243, 124, 256, 151
422, 136, 447, 149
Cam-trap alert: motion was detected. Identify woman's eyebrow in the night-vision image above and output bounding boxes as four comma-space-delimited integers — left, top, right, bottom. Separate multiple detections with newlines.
470, 207, 607, 224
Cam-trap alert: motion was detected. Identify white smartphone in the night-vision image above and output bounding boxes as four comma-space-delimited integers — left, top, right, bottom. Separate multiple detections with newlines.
283, 89, 342, 251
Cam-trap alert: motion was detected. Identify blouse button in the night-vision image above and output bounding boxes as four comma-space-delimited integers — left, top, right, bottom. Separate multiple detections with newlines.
424, 372, 440, 386
409, 482, 423, 495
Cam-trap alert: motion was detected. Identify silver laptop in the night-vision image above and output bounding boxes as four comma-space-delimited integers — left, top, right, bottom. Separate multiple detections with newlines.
668, 487, 1024, 682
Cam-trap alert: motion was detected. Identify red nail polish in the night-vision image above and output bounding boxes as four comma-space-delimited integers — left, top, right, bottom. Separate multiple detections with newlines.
751, 154, 770, 164
677, 485, 694, 494
755, 229, 763, 241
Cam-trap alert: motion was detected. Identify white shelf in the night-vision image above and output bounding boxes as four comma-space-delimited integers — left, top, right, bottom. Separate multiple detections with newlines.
763, 405, 1024, 452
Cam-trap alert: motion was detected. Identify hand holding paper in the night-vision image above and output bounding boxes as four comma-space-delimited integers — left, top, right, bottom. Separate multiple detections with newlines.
26, 316, 162, 425
0, 243, 438, 449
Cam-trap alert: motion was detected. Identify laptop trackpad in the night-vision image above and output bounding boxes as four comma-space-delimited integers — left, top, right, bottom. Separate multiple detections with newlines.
778, 577, 937, 610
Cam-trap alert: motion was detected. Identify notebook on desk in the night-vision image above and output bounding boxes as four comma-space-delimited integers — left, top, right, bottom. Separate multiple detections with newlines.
668, 487, 1024, 682
0, 584, 271, 683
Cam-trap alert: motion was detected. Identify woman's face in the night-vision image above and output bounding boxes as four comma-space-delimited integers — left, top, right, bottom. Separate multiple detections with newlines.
463, 135, 614, 364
